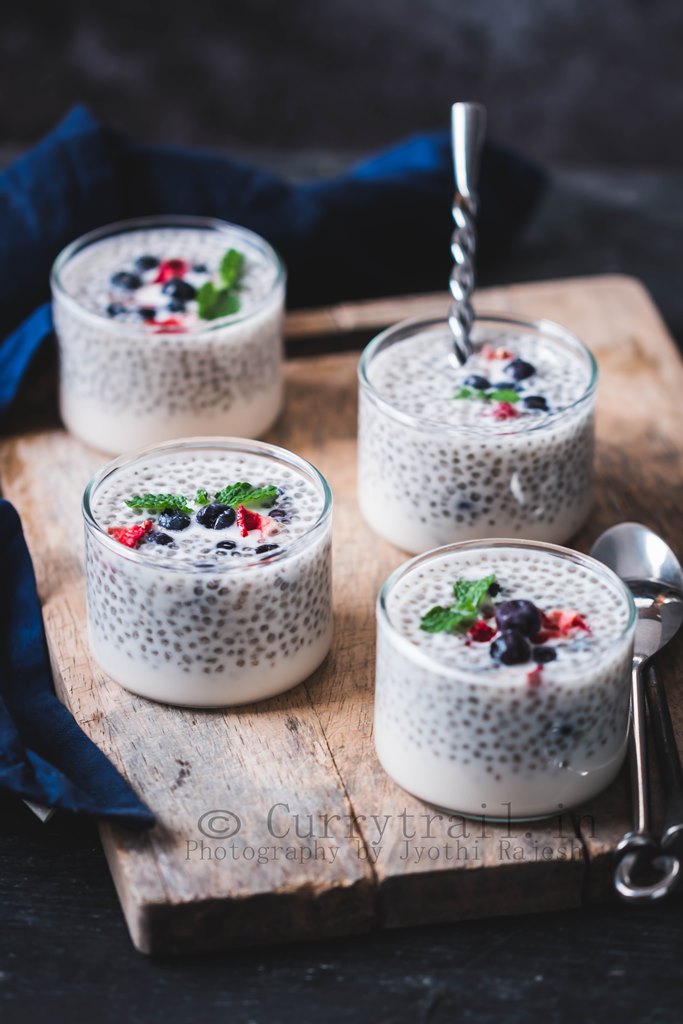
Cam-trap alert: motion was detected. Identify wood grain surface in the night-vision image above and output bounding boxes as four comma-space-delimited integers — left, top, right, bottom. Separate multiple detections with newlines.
1, 274, 681, 954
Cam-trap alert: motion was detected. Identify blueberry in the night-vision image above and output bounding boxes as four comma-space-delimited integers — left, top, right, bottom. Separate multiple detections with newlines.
492, 380, 521, 391
157, 509, 191, 531
167, 298, 186, 313
111, 271, 142, 290
269, 508, 288, 521
506, 358, 536, 381
533, 646, 557, 664
134, 255, 159, 273
490, 629, 531, 665
162, 278, 197, 301
106, 302, 127, 317
138, 307, 156, 321
255, 544, 279, 555
523, 395, 549, 411
495, 599, 541, 637
147, 531, 174, 546
464, 374, 490, 391
196, 503, 235, 529
488, 581, 502, 597
216, 540, 237, 551
192, 263, 208, 273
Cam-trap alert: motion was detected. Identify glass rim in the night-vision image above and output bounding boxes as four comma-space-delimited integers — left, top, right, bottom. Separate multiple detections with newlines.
51, 214, 286, 337
377, 538, 636, 684
82, 436, 332, 574
358, 312, 599, 437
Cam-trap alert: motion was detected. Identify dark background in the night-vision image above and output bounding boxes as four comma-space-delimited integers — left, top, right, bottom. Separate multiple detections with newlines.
2, 3, 683, 1022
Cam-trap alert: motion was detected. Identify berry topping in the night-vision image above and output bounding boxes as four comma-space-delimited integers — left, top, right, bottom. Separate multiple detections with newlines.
255, 543, 279, 555
193, 263, 208, 273
490, 629, 532, 665
495, 599, 542, 637
523, 395, 549, 411
196, 503, 236, 530
106, 302, 127, 318
167, 299, 186, 313
491, 401, 519, 421
216, 540, 237, 551
138, 307, 156, 321
488, 581, 502, 597
157, 509, 191, 531
467, 620, 496, 643
107, 520, 153, 548
142, 531, 175, 546
464, 374, 491, 391
269, 508, 289, 521
111, 271, 142, 290
236, 505, 263, 537
532, 645, 557, 664
540, 609, 591, 638
506, 357, 536, 381
481, 344, 514, 361
162, 278, 197, 301
527, 665, 544, 686
134, 255, 160, 273
155, 259, 189, 284
491, 380, 520, 391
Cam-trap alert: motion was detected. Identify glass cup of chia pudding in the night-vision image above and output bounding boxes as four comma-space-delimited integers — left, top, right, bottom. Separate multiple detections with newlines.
82, 437, 332, 707
52, 215, 286, 454
358, 314, 597, 553
374, 539, 636, 820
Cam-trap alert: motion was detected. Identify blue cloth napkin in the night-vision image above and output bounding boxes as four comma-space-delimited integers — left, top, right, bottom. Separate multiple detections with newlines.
0, 104, 545, 417
0, 499, 154, 825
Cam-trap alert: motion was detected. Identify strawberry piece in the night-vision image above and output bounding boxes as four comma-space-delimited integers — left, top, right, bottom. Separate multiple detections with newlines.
481, 343, 514, 362
155, 259, 188, 284
467, 620, 496, 643
527, 665, 544, 687
543, 609, 591, 638
107, 520, 153, 548
236, 505, 264, 537
152, 317, 187, 334
491, 401, 519, 421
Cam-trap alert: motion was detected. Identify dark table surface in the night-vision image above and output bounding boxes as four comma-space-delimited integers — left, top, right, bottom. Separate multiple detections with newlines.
2, 163, 683, 1023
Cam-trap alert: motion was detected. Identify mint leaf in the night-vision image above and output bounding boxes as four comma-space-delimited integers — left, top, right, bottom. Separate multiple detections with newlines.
454, 387, 474, 400
487, 389, 519, 403
197, 281, 241, 320
125, 493, 192, 516
214, 482, 278, 509
420, 575, 497, 634
195, 488, 210, 505
219, 248, 245, 289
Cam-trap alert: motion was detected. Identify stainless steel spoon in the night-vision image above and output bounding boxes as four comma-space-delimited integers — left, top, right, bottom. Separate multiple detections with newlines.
591, 522, 683, 901
448, 102, 486, 365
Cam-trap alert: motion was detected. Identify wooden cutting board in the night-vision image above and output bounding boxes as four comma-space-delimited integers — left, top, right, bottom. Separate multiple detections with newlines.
1, 274, 682, 954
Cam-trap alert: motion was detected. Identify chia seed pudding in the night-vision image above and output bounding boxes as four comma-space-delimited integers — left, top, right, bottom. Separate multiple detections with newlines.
83, 438, 332, 707
374, 540, 635, 820
358, 315, 597, 553
53, 216, 285, 454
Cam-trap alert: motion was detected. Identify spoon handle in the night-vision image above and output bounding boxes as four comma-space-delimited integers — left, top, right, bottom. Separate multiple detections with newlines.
646, 664, 683, 855
615, 661, 680, 901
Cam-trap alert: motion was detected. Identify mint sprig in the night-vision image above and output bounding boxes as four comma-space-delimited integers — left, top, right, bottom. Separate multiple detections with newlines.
420, 575, 497, 634
213, 482, 278, 509
197, 248, 245, 321
195, 488, 210, 505
125, 493, 192, 516
454, 387, 519, 404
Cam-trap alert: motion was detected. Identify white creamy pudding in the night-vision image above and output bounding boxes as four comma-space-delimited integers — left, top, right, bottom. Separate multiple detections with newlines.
358, 315, 596, 553
83, 438, 332, 707
53, 217, 285, 454
374, 541, 635, 819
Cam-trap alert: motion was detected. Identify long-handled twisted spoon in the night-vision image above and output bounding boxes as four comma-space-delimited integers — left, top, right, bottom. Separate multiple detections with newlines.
449, 102, 487, 365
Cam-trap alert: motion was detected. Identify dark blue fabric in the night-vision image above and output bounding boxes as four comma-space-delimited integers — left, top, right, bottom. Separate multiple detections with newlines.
0, 104, 546, 417
0, 499, 154, 825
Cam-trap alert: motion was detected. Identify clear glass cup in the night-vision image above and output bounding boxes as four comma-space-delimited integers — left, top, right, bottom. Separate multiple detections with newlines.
358, 314, 597, 553
374, 539, 636, 820
83, 437, 333, 707
52, 215, 286, 454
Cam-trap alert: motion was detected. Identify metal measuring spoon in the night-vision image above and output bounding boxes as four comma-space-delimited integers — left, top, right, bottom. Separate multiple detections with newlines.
449, 102, 486, 365
591, 522, 683, 901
